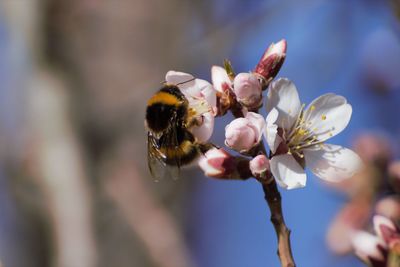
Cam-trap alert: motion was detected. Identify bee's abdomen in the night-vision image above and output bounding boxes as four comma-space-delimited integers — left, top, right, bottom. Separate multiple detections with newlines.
162, 140, 199, 166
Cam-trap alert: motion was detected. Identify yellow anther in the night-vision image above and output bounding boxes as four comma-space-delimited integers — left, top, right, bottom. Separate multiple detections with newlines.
321, 114, 327, 120
297, 129, 307, 135
310, 105, 316, 111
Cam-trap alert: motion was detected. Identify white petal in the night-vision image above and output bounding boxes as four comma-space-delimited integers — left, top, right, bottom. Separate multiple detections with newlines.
165, 71, 210, 97
264, 108, 281, 154
190, 112, 214, 143
351, 231, 386, 263
303, 144, 363, 182
245, 112, 266, 143
270, 154, 307, 190
211, 65, 232, 92
266, 78, 302, 131
165, 71, 195, 88
303, 94, 352, 142
200, 83, 217, 115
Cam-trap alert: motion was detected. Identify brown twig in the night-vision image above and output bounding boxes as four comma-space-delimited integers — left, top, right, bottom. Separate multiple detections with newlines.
262, 181, 296, 267
255, 142, 296, 267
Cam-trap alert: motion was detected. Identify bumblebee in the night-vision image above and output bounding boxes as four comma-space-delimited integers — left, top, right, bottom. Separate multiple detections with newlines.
145, 84, 210, 181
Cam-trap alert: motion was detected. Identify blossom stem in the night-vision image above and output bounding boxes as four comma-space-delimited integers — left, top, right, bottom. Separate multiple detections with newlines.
262, 180, 296, 267
388, 250, 400, 267
254, 142, 296, 267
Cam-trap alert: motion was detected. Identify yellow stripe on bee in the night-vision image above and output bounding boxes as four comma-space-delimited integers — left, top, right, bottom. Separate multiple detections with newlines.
148, 91, 181, 106
160, 140, 195, 159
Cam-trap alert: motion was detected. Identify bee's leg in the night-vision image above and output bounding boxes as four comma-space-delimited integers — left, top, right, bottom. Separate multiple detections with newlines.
199, 142, 219, 154
185, 116, 202, 128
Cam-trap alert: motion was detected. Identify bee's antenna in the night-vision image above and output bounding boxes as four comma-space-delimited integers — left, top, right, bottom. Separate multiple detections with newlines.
161, 77, 195, 86
176, 77, 195, 86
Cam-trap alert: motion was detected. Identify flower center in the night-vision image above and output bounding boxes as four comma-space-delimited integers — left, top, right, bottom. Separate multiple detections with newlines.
284, 104, 327, 158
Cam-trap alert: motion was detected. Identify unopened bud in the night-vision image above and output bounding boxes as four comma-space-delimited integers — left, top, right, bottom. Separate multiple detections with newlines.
198, 148, 236, 178
254, 39, 287, 87
233, 73, 262, 109
249, 155, 270, 179
225, 112, 265, 153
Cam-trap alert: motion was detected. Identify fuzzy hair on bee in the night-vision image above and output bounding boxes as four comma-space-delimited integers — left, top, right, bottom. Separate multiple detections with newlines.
145, 84, 210, 181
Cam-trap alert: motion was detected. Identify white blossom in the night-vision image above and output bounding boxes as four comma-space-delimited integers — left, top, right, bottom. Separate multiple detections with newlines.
166, 71, 217, 142
264, 78, 362, 189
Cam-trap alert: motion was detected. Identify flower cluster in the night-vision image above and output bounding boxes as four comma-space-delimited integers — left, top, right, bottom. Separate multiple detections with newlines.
352, 215, 400, 267
168, 39, 361, 189
156, 38, 365, 267
325, 133, 400, 256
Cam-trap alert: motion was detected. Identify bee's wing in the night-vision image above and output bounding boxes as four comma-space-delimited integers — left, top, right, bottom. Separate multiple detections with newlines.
147, 132, 180, 181
165, 124, 181, 180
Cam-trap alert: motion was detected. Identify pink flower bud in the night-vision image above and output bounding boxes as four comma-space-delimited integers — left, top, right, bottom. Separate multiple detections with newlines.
225, 112, 265, 153
233, 73, 262, 108
249, 155, 270, 177
198, 148, 236, 178
254, 39, 287, 85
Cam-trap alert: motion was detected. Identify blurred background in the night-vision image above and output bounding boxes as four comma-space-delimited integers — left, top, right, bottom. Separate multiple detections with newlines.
0, 0, 399, 267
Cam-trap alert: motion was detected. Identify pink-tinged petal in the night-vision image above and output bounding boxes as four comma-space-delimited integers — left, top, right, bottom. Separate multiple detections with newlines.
373, 215, 400, 245
264, 39, 287, 58
198, 148, 235, 177
225, 118, 256, 152
351, 231, 387, 265
165, 71, 195, 88
233, 73, 262, 108
249, 155, 270, 177
224, 112, 265, 153
183, 78, 210, 97
264, 108, 282, 154
211, 65, 232, 93
254, 39, 287, 82
266, 78, 301, 131
166, 70, 214, 99
270, 154, 306, 189
191, 113, 214, 143
303, 144, 362, 182
303, 93, 352, 142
